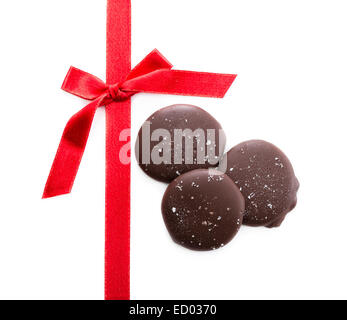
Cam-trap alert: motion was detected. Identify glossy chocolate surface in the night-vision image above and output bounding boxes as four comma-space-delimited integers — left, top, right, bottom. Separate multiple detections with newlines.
221, 140, 299, 227
162, 169, 245, 250
136, 105, 225, 182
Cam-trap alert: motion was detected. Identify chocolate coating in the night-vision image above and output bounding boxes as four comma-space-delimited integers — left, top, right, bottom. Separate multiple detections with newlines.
220, 140, 299, 228
136, 105, 226, 182
161, 169, 245, 251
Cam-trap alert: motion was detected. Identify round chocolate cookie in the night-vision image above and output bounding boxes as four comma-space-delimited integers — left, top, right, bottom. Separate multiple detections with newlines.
220, 140, 299, 228
136, 104, 226, 182
161, 169, 245, 251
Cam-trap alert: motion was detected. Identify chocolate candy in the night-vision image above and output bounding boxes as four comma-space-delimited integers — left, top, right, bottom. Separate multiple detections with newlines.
136, 104, 226, 182
161, 169, 245, 251
221, 140, 299, 228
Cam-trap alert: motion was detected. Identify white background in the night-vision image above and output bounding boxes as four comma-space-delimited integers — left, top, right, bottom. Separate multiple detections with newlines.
0, 0, 346, 300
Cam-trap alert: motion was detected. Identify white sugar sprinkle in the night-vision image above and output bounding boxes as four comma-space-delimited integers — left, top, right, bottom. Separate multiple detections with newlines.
248, 192, 255, 199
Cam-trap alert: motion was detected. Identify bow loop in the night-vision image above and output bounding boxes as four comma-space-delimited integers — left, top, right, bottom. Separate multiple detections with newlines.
62, 66, 107, 100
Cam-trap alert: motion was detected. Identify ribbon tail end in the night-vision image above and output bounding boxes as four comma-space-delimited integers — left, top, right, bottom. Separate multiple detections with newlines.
219, 74, 237, 98
42, 187, 72, 199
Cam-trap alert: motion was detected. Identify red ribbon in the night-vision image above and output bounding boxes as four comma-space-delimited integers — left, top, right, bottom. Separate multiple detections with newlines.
43, 50, 236, 199
43, 0, 236, 300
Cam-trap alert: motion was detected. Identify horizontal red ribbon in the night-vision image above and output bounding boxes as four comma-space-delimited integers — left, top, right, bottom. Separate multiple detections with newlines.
43, 49, 236, 199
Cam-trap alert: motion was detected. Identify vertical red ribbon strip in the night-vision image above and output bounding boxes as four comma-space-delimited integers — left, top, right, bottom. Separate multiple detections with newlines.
105, 0, 131, 300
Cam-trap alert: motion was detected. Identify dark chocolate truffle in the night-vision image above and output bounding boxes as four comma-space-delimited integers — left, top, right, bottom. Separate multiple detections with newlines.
161, 169, 245, 251
220, 140, 299, 228
136, 104, 226, 182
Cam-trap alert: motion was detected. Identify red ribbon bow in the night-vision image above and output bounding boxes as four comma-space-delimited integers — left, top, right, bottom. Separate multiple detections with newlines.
43, 49, 236, 199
